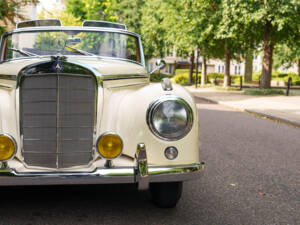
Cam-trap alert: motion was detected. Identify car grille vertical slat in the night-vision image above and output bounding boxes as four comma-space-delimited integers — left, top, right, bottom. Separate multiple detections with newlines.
21, 74, 95, 168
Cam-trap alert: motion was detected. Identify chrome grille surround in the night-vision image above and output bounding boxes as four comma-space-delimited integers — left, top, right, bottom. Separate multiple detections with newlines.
20, 73, 96, 168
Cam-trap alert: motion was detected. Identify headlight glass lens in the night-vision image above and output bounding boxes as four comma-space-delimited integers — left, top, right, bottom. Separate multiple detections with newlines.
147, 96, 193, 140
97, 133, 123, 159
0, 134, 16, 161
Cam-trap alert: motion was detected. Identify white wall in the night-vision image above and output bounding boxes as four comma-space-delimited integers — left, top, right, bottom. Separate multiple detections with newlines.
277, 63, 298, 74
210, 54, 262, 75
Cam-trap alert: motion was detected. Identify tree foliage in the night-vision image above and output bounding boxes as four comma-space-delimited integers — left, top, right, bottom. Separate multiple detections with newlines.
0, 0, 38, 35
274, 43, 300, 70
39, 5, 81, 26
140, 0, 170, 58
61, 0, 300, 87
111, 0, 144, 34
66, 0, 117, 22
218, 0, 300, 87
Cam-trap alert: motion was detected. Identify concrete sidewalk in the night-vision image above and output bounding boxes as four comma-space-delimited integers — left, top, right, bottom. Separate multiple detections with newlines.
186, 86, 300, 127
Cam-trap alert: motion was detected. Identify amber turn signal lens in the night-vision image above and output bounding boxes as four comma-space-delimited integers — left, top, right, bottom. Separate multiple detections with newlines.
0, 134, 16, 161
97, 133, 123, 159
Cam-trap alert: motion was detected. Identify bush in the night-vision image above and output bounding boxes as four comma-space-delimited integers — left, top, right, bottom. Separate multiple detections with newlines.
285, 73, 300, 85
173, 69, 300, 86
252, 72, 261, 81
173, 69, 200, 85
175, 69, 189, 75
214, 86, 241, 91
173, 73, 189, 84
206, 73, 243, 84
252, 71, 300, 85
205, 73, 224, 85
207, 73, 224, 80
150, 73, 172, 83
244, 88, 284, 95
231, 74, 244, 84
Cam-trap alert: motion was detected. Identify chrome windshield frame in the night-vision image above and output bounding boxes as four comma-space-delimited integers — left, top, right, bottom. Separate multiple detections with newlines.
0, 26, 146, 67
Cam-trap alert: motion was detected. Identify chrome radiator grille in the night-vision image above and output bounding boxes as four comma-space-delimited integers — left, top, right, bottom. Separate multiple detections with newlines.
21, 74, 96, 168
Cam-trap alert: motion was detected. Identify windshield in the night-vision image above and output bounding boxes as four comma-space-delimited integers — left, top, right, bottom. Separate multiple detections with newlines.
3, 30, 141, 63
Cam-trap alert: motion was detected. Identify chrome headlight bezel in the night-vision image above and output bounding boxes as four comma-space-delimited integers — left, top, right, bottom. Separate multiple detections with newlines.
146, 95, 194, 141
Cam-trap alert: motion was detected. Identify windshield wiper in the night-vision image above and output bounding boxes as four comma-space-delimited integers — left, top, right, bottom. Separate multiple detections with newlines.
8, 48, 39, 57
65, 45, 97, 57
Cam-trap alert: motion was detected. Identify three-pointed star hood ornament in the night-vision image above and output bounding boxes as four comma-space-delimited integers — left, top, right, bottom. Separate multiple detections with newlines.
51, 55, 67, 73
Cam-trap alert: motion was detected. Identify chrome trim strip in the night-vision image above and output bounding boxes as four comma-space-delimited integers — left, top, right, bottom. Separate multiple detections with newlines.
0, 27, 146, 67
0, 163, 205, 186
5, 26, 141, 38
82, 20, 127, 30
0, 74, 17, 80
108, 82, 148, 89
135, 143, 149, 190
0, 55, 145, 67
0, 133, 18, 162
148, 163, 205, 182
102, 74, 149, 80
56, 73, 60, 168
0, 84, 12, 89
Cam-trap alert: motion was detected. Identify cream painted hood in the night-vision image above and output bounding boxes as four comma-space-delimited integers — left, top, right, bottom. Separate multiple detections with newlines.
0, 56, 148, 77
0, 55, 200, 172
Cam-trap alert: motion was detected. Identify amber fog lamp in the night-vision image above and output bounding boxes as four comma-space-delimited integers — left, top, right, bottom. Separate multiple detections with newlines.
97, 133, 123, 159
0, 134, 17, 161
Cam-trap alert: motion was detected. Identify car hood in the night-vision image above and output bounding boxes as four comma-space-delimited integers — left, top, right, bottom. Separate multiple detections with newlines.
0, 57, 148, 77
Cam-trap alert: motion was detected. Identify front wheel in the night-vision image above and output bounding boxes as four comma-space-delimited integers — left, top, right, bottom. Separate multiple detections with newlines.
149, 182, 183, 208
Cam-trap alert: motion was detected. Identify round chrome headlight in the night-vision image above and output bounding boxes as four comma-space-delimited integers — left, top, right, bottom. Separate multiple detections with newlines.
147, 95, 193, 141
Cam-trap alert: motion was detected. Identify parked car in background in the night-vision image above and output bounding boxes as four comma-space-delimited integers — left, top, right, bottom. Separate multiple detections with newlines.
0, 19, 204, 208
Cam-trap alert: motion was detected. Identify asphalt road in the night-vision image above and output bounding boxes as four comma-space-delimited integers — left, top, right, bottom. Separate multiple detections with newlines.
0, 99, 299, 225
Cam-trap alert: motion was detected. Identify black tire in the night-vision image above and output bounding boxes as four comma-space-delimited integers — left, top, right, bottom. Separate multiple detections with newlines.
149, 182, 183, 208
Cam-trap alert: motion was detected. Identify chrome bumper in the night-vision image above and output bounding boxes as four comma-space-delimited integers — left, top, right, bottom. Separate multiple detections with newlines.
0, 144, 205, 190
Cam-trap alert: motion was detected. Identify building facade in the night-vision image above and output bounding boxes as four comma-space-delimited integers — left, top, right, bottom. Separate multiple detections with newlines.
147, 53, 262, 75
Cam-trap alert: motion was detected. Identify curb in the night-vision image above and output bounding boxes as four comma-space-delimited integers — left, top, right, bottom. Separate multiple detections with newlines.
245, 109, 300, 128
193, 94, 300, 128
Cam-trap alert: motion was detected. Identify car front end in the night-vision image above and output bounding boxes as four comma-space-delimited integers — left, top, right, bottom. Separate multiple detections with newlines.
0, 20, 204, 207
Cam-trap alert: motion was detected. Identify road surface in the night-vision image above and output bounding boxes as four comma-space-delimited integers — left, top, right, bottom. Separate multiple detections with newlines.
0, 99, 299, 225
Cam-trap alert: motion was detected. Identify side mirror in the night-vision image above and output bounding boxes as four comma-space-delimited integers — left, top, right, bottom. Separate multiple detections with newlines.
150, 59, 166, 75
66, 37, 82, 46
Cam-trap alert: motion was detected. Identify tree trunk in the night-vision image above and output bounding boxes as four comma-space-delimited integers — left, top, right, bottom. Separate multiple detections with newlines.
223, 50, 231, 87
195, 52, 199, 88
189, 51, 195, 85
244, 51, 253, 83
298, 59, 300, 76
260, 21, 274, 89
201, 56, 207, 86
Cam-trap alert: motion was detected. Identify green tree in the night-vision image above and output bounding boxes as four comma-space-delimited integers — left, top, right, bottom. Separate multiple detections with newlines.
66, 0, 117, 22
274, 41, 300, 76
111, 0, 144, 34
220, 0, 300, 88
39, 5, 81, 26
0, 0, 38, 35
140, 0, 170, 59
216, 0, 259, 87
150, 0, 224, 85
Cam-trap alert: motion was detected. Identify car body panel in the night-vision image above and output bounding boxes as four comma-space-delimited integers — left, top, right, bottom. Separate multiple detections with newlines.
0, 24, 203, 186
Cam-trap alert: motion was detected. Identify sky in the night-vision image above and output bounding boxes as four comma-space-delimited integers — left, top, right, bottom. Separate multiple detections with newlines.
37, 0, 60, 14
